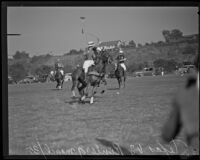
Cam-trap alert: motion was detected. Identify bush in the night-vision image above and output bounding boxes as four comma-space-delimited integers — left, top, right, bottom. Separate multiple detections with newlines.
63, 64, 73, 73
34, 65, 53, 76
153, 59, 178, 73
182, 46, 196, 55
127, 62, 137, 72
13, 51, 29, 60
8, 63, 28, 81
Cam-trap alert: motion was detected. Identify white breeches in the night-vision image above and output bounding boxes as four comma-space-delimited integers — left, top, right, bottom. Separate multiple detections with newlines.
83, 60, 94, 73
60, 70, 64, 75
115, 63, 126, 71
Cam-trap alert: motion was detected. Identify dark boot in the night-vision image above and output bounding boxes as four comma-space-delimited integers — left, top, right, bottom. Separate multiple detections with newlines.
84, 72, 89, 83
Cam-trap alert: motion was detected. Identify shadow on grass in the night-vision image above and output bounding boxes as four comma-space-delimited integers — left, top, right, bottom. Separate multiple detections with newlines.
65, 96, 101, 105
107, 88, 119, 91
65, 98, 91, 105
50, 88, 63, 91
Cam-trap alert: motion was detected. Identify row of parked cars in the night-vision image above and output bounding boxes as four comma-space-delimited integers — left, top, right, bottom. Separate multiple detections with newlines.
8, 73, 73, 85
107, 67, 161, 78
107, 65, 196, 78
177, 65, 196, 75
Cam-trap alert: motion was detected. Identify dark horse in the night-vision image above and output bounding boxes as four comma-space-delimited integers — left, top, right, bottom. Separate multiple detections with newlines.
55, 70, 64, 89
71, 50, 112, 104
115, 63, 126, 89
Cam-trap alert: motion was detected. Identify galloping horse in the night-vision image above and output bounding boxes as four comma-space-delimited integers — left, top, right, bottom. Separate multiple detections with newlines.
54, 70, 64, 89
115, 63, 126, 89
71, 50, 112, 103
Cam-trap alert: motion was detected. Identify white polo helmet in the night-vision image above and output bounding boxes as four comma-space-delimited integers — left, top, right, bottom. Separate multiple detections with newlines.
97, 47, 101, 51
88, 41, 95, 47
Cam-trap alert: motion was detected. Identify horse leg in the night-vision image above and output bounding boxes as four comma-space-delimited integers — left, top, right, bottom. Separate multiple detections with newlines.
71, 79, 77, 97
56, 79, 59, 88
85, 85, 89, 97
78, 77, 87, 101
123, 71, 126, 88
90, 86, 96, 104
61, 78, 64, 89
58, 80, 62, 89
118, 78, 121, 89
100, 78, 106, 94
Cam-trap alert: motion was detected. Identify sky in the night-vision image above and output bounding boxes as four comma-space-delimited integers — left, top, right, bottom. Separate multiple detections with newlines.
7, 7, 198, 57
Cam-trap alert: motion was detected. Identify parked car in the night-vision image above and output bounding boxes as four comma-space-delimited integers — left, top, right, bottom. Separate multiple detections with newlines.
64, 73, 72, 82
178, 65, 195, 75
19, 76, 37, 84
8, 76, 17, 84
135, 67, 155, 77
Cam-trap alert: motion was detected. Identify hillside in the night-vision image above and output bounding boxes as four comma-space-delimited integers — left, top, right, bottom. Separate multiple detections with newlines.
124, 41, 198, 66
8, 38, 198, 81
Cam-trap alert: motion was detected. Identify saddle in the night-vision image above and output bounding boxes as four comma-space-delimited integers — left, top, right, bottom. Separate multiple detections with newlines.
86, 64, 101, 77
55, 70, 64, 80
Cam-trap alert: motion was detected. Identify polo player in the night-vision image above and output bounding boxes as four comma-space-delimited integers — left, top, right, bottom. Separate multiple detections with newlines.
115, 49, 127, 71
83, 41, 96, 80
55, 59, 64, 76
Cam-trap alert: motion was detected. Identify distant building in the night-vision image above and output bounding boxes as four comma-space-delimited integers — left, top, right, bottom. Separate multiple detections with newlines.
98, 40, 122, 50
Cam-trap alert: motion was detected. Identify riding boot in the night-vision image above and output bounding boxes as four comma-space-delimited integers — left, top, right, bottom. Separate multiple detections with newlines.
84, 72, 89, 96
85, 72, 88, 83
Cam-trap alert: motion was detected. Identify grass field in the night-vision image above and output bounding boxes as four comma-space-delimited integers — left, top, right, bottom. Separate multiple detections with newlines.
9, 74, 192, 155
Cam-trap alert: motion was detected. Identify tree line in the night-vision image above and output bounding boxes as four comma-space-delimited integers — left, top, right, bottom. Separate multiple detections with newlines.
8, 29, 198, 81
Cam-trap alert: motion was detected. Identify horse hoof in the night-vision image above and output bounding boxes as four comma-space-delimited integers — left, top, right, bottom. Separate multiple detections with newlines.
90, 97, 94, 104
80, 100, 85, 104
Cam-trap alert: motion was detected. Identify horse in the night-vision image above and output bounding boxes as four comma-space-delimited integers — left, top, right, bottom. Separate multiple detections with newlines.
71, 50, 112, 104
54, 69, 64, 89
115, 63, 126, 89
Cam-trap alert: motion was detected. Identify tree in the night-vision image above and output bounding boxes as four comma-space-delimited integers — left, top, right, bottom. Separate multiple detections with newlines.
128, 40, 136, 48
30, 54, 52, 64
166, 59, 178, 72
171, 29, 183, 40
182, 46, 196, 55
30, 55, 41, 63
63, 64, 73, 73
35, 65, 53, 76
8, 63, 27, 81
13, 51, 29, 60
162, 30, 171, 43
127, 62, 137, 72
162, 29, 183, 42
153, 59, 167, 68
157, 41, 165, 46
153, 59, 178, 73
137, 43, 143, 48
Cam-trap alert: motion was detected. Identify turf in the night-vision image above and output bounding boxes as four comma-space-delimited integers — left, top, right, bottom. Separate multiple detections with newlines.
8, 75, 190, 155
